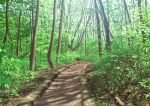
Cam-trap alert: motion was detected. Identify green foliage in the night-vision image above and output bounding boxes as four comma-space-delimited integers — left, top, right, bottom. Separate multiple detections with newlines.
0, 52, 33, 97
93, 47, 150, 97
59, 51, 80, 64
140, 78, 150, 98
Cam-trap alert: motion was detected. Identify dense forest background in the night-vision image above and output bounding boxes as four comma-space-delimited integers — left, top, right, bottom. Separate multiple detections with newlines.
0, 0, 150, 105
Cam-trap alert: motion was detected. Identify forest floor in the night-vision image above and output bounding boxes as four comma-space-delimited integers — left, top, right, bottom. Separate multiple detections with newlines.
87, 71, 150, 106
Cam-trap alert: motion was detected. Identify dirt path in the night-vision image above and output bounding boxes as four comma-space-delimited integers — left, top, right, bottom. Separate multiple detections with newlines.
34, 62, 90, 106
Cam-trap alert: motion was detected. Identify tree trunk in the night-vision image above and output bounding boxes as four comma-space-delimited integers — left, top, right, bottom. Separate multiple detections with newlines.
3, 0, 9, 45
48, 0, 57, 68
106, 0, 109, 26
123, 0, 132, 46
124, 0, 131, 24
16, 11, 22, 57
30, 3, 35, 43
145, 0, 147, 16
72, 15, 91, 51
30, 0, 40, 71
138, 0, 146, 46
98, 0, 111, 51
56, 0, 64, 63
94, 0, 102, 56
69, 12, 84, 49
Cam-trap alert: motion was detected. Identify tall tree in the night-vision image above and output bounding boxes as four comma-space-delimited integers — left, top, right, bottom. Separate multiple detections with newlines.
123, 0, 133, 46
56, 0, 64, 63
3, 0, 9, 45
48, 0, 57, 68
124, 0, 131, 24
30, 3, 35, 43
98, 0, 111, 51
68, 16, 83, 49
106, 0, 109, 25
30, 0, 40, 71
72, 15, 92, 51
16, 11, 22, 57
94, 0, 102, 56
138, 0, 146, 46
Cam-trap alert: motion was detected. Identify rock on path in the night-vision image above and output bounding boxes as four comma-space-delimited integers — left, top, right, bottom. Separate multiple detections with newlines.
34, 62, 90, 106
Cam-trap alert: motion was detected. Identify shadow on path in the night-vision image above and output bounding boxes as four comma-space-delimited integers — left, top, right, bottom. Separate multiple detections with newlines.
34, 63, 89, 106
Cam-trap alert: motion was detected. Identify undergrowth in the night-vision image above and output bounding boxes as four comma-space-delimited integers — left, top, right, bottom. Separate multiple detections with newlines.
89, 46, 150, 105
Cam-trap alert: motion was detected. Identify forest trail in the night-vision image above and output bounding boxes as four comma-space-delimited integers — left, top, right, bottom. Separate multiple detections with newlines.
34, 62, 90, 106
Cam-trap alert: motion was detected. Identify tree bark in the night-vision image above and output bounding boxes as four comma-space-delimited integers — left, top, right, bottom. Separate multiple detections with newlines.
16, 11, 22, 57
56, 0, 64, 63
94, 0, 102, 56
123, 0, 131, 24
3, 0, 9, 45
138, 0, 146, 46
48, 0, 57, 68
123, 0, 132, 46
98, 0, 111, 51
72, 15, 92, 51
30, 0, 40, 71
68, 10, 84, 50
30, 3, 35, 43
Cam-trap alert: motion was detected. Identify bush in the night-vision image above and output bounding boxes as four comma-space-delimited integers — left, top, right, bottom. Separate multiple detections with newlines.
93, 47, 150, 96
0, 51, 33, 97
59, 51, 80, 64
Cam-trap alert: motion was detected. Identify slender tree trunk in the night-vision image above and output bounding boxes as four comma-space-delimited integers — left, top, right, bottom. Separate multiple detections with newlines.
16, 11, 22, 57
138, 0, 146, 46
48, 0, 57, 68
94, 0, 102, 56
124, 0, 131, 24
56, 0, 64, 63
123, 0, 132, 46
145, 0, 147, 16
106, 0, 109, 26
69, 13, 84, 49
3, 0, 9, 45
98, 0, 111, 51
30, 0, 40, 71
72, 15, 91, 51
30, 4, 35, 43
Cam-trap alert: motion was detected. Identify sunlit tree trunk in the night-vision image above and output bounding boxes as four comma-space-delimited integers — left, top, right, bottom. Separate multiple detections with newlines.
30, 0, 40, 71
69, 13, 84, 50
56, 0, 64, 63
48, 0, 56, 68
72, 15, 91, 51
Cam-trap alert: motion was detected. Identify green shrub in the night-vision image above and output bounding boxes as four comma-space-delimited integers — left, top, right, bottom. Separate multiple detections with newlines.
93, 47, 150, 96
0, 53, 33, 97
59, 51, 80, 64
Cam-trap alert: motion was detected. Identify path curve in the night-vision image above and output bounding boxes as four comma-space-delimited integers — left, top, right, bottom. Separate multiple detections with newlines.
34, 62, 90, 106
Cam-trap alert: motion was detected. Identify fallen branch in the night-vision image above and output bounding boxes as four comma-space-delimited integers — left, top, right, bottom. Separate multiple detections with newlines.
115, 96, 125, 106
